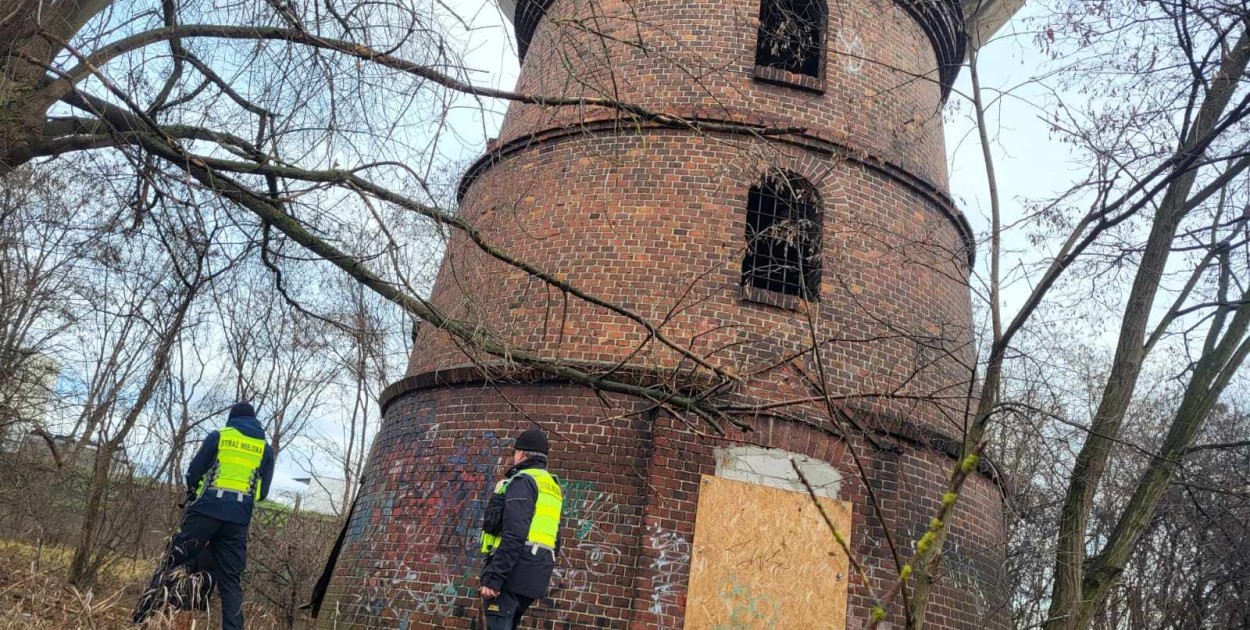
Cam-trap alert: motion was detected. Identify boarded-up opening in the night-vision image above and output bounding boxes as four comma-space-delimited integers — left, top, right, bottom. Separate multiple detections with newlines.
684, 474, 853, 629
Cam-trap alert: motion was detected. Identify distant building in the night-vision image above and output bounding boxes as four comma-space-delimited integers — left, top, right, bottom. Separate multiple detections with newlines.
9, 431, 133, 474
0, 350, 59, 433
273, 473, 351, 516
1, 353, 137, 475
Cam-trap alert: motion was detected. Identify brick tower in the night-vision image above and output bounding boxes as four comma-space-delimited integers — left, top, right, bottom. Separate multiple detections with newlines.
318, 0, 1016, 627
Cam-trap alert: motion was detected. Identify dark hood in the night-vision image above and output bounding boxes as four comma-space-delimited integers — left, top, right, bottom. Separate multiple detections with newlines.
226, 415, 266, 440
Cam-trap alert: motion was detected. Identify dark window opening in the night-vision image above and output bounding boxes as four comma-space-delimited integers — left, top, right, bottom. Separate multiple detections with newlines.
755, 0, 827, 78
742, 173, 822, 301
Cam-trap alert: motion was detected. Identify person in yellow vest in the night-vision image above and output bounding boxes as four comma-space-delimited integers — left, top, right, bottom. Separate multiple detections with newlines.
478, 428, 563, 630
138, 402, 274, 630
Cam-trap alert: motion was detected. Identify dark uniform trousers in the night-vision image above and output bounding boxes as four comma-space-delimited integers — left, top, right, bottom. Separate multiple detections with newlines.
483, 591, 535, 630
163, 511, 248, 630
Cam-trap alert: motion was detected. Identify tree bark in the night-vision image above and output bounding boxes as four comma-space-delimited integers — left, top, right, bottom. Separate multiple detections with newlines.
1044, 23, 1250, 630
1074, 290, 1250, 626
0, 0, 115, 174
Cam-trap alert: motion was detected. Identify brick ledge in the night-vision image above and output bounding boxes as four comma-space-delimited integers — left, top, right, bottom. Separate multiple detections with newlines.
378, 364, 1007, 491
456, 117, 976, 269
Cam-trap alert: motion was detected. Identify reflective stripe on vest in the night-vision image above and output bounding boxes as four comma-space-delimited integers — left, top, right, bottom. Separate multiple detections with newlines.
480, 469, 563, 555
197, 427, 265, 500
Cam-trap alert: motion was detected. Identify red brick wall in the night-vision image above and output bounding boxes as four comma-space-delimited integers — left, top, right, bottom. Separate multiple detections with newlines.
500, 0, 950, 188
319, 0, 1007, 626
317, 385, 1008, 629
318, 386, 653, 629
411, 132, 973, 437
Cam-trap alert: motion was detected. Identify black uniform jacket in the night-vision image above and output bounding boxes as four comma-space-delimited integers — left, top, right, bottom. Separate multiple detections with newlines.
480, 455, 558, 599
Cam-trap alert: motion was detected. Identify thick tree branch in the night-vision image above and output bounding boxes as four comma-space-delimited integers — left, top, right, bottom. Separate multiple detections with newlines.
40, 24, 803, 138
57, 90, 750, 435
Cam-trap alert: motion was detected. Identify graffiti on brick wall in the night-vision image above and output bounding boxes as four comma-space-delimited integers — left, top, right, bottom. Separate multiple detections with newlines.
419, 553, 476, 617
563, 478, 621, 541
344, 418, 680, 625
713, 574, 782, 629
342, 490, 395, 624
345, 405, 439, 545
348, 489, 396, 542
428, 429, 505, 571
647, 524, 691, 616
410, 428, 507, 617
835, 28, 865, 75
347, 526, 419, 630
546, 479, 624, 622
338, 413, 508, 624
550, 479, 620, 592
349, 530, 478, 622
937, 537, 996, 617
346, 513, 494, 628
552, 542, 621, 594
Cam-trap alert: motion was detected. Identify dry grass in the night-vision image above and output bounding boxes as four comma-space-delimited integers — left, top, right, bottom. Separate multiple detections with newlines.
0, 541, 137, 629
0, 540, 314, 630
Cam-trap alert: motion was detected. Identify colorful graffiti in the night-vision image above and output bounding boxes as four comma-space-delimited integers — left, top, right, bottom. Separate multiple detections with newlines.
714, 574, 782, 629
336, 406, 505, 625
545, 481, 621, 624
337, 405, 663, 627
562, 478, 620, 541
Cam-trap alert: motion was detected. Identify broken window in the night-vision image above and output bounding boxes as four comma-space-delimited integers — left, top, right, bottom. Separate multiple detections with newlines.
755, 0, 827, 79
742, 173, 822, 301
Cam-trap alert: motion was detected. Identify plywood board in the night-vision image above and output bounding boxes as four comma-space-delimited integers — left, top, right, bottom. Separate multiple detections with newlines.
683, 474, 853, 630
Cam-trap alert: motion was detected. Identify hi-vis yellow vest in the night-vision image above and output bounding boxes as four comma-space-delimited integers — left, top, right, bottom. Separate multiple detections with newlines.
480, 468, 563, 555
197, 427, 265, 500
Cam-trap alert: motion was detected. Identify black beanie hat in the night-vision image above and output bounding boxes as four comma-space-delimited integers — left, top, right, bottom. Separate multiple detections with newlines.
514, 428, 549, 454
229, 402, 256, 419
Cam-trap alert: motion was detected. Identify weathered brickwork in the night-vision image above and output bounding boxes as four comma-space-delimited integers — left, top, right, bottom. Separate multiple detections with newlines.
499, 0, 952, 187
319, 387, 653, 629
319, 386, 1008, 629
413, 131, 973, 436
320, 0, 1007, 626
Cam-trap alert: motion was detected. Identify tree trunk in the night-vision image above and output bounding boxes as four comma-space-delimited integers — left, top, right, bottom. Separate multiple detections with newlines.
0, 0, 119, 174
66, 440, 114, 584
1044, 25, 1250, 630
0, 4, 56, 174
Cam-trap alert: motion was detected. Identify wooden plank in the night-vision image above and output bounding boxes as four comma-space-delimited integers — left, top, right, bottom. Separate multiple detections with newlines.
683, 474, 853, 630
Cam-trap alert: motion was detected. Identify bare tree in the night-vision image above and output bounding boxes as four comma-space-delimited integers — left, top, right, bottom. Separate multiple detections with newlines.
61, 200, 232, 585
0, 0, 788, 428
910, 2, 1250, 629
145, 323, 223, 486
0, 165, 93, 438
240, 303, 333, 459
315, 224, 413, 509
2, 0, 1249, 626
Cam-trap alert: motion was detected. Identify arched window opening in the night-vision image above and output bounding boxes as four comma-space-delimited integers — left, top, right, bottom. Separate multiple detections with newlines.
742, 173, 822, 301
755, 0, 828, 79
